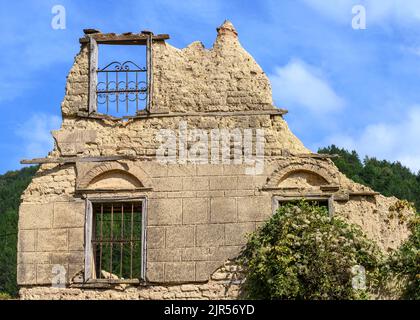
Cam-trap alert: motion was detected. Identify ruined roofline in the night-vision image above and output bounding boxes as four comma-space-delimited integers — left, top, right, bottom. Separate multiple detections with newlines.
78, 20, 235, 46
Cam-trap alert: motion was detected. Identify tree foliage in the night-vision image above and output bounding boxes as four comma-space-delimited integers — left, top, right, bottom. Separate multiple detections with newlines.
239, 201, 383, 300
0, 166, 38, 297
386, 215, 420, 299
319, 145, 420, 211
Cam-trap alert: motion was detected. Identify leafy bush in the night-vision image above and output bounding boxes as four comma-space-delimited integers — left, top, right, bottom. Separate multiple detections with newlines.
0, 292, 12, 300
387, 214, 420, 300
239, 201, 383, 300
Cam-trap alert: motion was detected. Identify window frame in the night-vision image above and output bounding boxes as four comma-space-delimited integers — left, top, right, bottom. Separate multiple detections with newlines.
272, 195, 334, 218
84, 197, 147, 283
87, 34, 153, 116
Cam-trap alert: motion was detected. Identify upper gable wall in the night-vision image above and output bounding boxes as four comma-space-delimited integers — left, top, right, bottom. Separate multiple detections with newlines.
151, 21, 274, 113
61, 21, 275, 117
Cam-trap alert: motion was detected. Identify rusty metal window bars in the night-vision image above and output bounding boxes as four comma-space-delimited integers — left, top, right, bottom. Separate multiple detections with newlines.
89, 201, 145, 281
96, 61, 147, 114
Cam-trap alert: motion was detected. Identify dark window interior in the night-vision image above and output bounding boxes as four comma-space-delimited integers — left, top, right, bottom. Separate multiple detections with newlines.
92, 202, 142, 280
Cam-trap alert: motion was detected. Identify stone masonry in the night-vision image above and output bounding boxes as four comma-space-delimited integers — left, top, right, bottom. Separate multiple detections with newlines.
18, 21, 415, 300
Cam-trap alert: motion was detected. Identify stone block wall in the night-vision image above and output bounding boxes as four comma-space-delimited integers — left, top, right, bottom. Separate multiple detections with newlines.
17, 200, 85, 285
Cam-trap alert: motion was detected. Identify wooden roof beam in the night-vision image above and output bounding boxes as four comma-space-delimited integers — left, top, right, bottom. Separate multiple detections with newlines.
79, 31, 170, 45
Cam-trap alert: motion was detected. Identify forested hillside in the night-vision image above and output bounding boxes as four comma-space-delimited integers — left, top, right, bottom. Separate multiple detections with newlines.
0, 166, 38, 297
319, 145, 420, 212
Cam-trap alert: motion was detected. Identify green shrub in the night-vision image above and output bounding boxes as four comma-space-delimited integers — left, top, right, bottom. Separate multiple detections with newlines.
387, 214, 420, 300
0, 292, 12, 300
239, 201, 383, 300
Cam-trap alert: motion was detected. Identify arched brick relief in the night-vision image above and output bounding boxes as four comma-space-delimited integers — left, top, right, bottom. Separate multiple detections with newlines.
78, 162, 153, 189
264, 159, 338, 189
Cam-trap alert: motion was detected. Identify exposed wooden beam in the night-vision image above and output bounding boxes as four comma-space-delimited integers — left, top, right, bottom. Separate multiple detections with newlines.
20, 155, 137, 165
79, 33, 170, 45
76, 108, 288, 121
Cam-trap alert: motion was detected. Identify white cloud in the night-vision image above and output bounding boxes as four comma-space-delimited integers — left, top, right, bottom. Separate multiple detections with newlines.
322, 106, 420, 172
402, 46, 420, 57
302, 0, 420, 26
269, 59, 345, 113
15, 113, 61, 159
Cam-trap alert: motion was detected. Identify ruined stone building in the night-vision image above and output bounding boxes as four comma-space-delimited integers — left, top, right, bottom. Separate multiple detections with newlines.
17, 21, 413, 299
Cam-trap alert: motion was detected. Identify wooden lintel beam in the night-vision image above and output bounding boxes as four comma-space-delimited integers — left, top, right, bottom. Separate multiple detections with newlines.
79, 33, 170, 45
20, 155, 137, 165
76, 108, 288, 121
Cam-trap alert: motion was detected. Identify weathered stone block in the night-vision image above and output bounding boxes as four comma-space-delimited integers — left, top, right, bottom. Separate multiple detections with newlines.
196, 261, 223, 281
196, 224, 224, 247
183, 177, 209, 191
37, 229, 68, 252
68, 263, 84, 281
165, 262, 195, 282
168, 191, 196, 198
223, 164, 246, 176
225, 222, 255, 245
167, 164, 196, 177
53, 130, 97, 156
53, 201, 85, 228
153, 177, 183, 192
237, 196, 272, 222
148, 248, 182, 262
18, 230, 36, 252
68, 228, 84, 251
50, 251, 84, 265
147, 227, 165, 249
17, 263, 36, 285
214, 246, 243, 261
138, 161, 167, 178
36, 264, 68, 285
236, 176, 258, 190
210, 198, 237, 223
196, 165, 224, 176
196, 190, 224, 198
148, 198, 182, 225
18, 252, 50, 265
146, 262, 165, 282
183, 198, 209, 224
209, 176, 238, 190
182, 247, 217, 261
166, 226, 195, 248
19, 203, 53, 230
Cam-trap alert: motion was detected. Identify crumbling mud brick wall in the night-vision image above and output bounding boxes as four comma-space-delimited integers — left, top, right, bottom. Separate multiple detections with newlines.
17, 21, 415, 300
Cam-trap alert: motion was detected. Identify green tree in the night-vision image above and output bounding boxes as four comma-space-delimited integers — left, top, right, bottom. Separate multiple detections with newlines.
319, 145, 420, 211
0, 166, 38, 297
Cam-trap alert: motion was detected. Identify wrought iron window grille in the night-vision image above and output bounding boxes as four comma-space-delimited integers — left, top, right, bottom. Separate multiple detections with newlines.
96, 61, 148, 115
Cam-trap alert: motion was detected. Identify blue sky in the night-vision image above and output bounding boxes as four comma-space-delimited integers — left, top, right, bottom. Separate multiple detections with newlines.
1, 0, 420, 173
